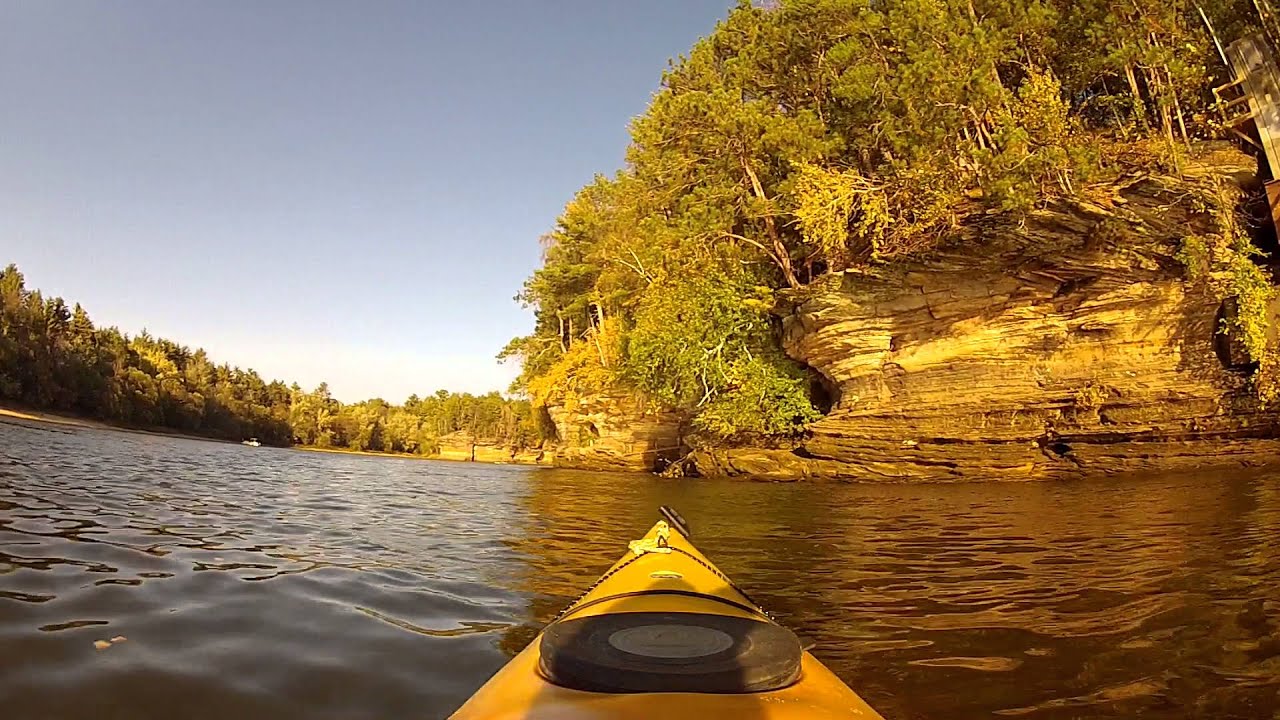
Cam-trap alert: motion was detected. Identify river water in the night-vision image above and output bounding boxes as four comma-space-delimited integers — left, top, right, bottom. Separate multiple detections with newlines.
1, 419, 1278, 719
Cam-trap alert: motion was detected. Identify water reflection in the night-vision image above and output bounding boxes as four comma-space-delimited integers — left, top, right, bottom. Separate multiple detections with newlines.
1, 417, 1278, 719
501, 468, 1280, 719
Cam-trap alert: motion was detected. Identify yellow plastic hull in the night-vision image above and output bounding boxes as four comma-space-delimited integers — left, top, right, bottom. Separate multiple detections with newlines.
449, 520, 886, 719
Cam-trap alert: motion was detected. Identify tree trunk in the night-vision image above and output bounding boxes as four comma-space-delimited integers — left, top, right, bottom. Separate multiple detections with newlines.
1143, 64, 1180, 171
591, 303, 607, 366
1147, 66, 1174, 145
1164, 64, 1191, 148
740, 157, 801, 289
1124, 62, 1147, 128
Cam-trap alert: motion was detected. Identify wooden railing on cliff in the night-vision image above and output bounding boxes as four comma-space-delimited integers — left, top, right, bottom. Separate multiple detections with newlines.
1215, 31, 1280, 225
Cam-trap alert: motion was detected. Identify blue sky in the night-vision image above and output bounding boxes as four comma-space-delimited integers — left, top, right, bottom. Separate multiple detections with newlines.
1, 0, 735, 402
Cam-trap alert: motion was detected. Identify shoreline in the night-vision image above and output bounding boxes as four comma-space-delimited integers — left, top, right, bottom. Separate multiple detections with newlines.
294, 444, 550, 467
0, 405, 238, 445
0, 405, 551, 467
294, 445, 433, 460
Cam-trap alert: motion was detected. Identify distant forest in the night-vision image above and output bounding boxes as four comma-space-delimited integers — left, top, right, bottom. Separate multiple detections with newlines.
0, 264, 548, 451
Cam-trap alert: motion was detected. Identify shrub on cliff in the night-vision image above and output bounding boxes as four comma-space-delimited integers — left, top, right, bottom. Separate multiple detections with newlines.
625, 267, 819, 438
1177, 189, 1280, 402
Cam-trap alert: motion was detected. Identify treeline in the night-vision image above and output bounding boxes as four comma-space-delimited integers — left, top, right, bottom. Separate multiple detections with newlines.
289, 385, 548, 453
503, 0, 1278, 439
0, 265, 546, 451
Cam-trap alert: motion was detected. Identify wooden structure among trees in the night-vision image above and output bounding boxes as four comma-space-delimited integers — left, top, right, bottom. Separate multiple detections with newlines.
1219, 32, 1280, 222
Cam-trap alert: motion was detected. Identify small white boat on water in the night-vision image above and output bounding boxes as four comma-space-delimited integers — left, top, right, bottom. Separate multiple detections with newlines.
242, 438, 261, 447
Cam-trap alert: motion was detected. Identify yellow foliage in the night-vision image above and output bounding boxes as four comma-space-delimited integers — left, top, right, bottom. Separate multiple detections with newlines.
1012, 68, 1073, 146
1073, 382, 1109, 410
1256, 350, 1280, 406
131, 344, 178, 379
527, 316, 624, 406
792, 164, 890, 266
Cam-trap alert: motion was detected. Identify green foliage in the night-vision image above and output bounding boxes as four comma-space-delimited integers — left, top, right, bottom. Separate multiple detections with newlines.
305, 390, 542, 454
626, 270, 755, 409
1177, 234, 1212, 282
694, 356, 821, 438
1225, 246, 1276, 363
1176, 198, 1279, 398
623, 265, 816, 438
0, 264, 545, 452
983, 67, 1097, 210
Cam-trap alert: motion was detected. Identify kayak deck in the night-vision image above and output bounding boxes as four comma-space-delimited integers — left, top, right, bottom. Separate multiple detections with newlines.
449, 514, 886, 719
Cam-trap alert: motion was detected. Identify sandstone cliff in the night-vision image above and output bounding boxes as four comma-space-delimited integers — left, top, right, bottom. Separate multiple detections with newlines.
689, 151, 1280, 481
434, 431, 550, 466
542, 393, 684, 472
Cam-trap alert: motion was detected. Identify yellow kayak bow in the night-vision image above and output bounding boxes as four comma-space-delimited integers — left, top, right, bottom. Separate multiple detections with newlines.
450, 507, 886, 719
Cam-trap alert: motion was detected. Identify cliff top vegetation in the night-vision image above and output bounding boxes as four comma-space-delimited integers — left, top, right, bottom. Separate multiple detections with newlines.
503, 0, 1280, 438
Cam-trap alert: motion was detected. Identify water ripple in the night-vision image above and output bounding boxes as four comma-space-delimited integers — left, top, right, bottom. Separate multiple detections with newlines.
1, 419, 1278, 719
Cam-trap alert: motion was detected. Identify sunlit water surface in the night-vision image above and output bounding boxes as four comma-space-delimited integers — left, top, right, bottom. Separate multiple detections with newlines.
1, 419, 1278, 719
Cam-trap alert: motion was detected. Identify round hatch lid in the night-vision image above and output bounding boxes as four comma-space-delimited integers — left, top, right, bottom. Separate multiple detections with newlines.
538, 611, 802, 694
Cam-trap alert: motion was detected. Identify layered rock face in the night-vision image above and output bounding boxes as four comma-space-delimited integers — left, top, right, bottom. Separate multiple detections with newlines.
543, 393, 684, 472
434, 431, 551, 465
694, 158, 1280, 481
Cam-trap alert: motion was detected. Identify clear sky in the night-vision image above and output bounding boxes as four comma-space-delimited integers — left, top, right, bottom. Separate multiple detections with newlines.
1, 0, 735, 402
